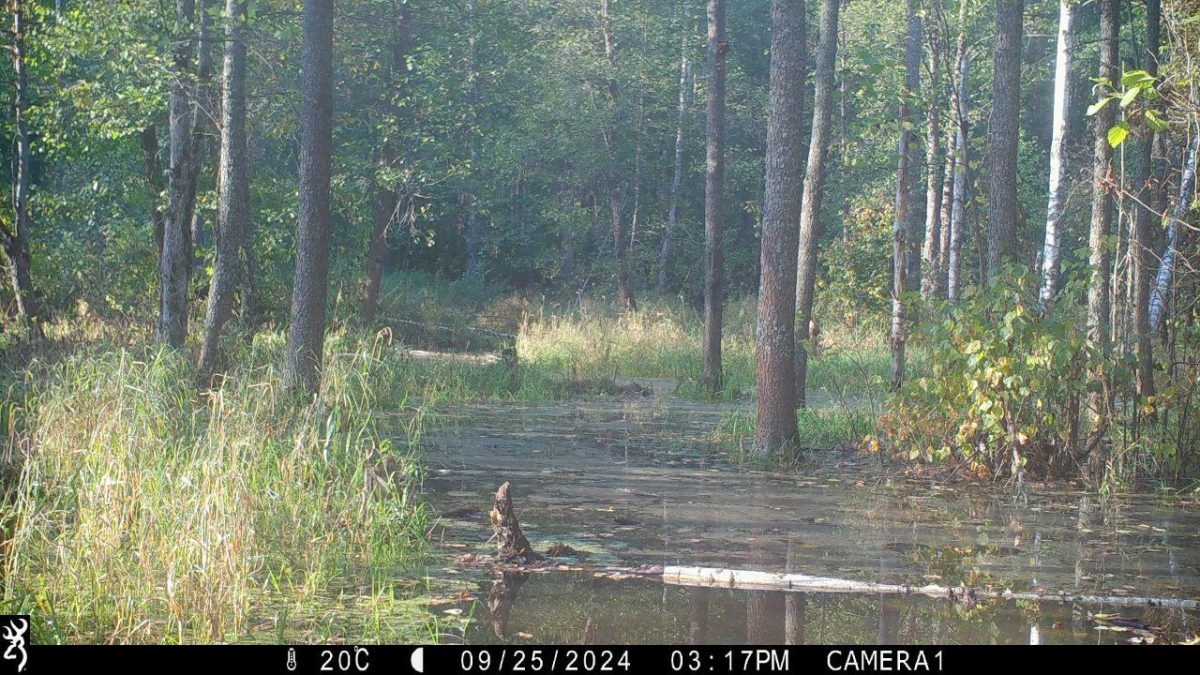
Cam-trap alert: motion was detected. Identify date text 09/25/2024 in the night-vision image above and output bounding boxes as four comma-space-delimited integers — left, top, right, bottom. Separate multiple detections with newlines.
453, 648, 943, 673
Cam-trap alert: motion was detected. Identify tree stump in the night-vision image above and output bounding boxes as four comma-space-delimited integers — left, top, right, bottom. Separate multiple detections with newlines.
489, 482, 545, 564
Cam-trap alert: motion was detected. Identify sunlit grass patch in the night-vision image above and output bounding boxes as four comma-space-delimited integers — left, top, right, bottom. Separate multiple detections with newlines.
1, 331, 433, 643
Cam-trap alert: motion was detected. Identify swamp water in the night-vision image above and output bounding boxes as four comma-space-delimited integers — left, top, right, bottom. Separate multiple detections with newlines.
415, 395, 1200, 645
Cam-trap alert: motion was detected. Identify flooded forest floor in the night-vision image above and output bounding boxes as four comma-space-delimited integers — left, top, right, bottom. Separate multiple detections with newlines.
399, 369, 1200, 645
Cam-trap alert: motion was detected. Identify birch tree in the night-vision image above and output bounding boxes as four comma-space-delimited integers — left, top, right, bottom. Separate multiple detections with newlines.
890, 0, 921, 390
794, 0, 839, 406
658, 33, 692, 293
1038, 0, 1072, 305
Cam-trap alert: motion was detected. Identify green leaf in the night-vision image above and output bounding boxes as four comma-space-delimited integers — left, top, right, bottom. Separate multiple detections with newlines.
1086, 97, 1112, 116
1120, 69, 1155, 88
1145, 109, 1169, 132
1107, 122, 1129, 148
1119, 87, 1140, 108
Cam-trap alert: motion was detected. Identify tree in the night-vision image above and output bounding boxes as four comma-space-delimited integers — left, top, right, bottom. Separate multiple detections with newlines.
600, 0, 636, 312
753, 0, 806, 454
363, 1, 412, 323
658, 31, 692, 294
1131, 0, 1161, 401
159, 0, 202, 347
701, 0, 727, 395
890, 0, 921, 390
198, 0, 250, 378
284, 0, 335, 393
985, 0, 1023, 277
463, 0, 484, 278
946, 0, 969, 302
2, 0, 42, 337
1038, 0, 1072, 306
1084, 0, 1118, 476
920, 2, 944, 302
1149, 136, 1199, 333
794, 0, 838, 406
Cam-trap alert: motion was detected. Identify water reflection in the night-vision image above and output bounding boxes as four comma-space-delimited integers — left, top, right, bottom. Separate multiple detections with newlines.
456, 573, 1198, 644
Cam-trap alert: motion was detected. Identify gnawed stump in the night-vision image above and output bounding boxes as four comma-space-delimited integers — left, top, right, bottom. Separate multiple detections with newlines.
489, 482, 546, 564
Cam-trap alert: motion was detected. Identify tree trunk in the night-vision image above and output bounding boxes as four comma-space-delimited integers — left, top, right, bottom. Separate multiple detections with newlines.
363, 1, 411, 323
1149, 136, 1200, 332
599, 0, 637, 312
658, 34, 691, 294
1084, 0, 1118, 477
938, 124, 955, 290
1131, 0, 1161, 402
794, 0, 838, 407
920, 10, 943, 302
463, 0, 484, 278
198, 0, 250, 378
189, 0, 217, 263
284, 0, 335, 393
1039, 0, 1072, 306
3, 0, 42, 336
142, 124, 167, 260
752, 0, 806, 454
986, 0, 1024, 278
890, 0, 921, 390
159, 0, 199, 347
701, 0, 727, 395
947, 2, 969, 302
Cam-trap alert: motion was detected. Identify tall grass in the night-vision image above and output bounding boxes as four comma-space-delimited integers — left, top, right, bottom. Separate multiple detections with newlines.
518, 296, 894, 401
1, 330, 435, 643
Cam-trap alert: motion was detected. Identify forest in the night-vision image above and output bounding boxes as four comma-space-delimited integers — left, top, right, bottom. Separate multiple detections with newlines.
1, 0, 1199, 647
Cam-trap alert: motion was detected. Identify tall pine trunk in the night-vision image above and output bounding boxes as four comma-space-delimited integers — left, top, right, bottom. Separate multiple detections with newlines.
198, 0, 250, 378
1131, 0, 1161, 401
986, 0, 1024, 278
753, 0, 806, 455
1038, 0, 1072, 306
284, 0, 335, 393
890, 0, 921, 390
1084, 0, 1118, 477
701, 0, 727, 395
794, 0, 838, 407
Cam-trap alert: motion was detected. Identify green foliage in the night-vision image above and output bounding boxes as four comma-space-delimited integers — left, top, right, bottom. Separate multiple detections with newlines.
817, 190, 893, 325
882, 268, 1090, 480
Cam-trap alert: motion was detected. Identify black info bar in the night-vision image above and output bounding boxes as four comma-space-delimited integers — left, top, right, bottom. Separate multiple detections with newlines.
11, 644, 1173, 675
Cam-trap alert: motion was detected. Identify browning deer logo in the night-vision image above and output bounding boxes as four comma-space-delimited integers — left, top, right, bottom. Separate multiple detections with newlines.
1, 617, 27, 673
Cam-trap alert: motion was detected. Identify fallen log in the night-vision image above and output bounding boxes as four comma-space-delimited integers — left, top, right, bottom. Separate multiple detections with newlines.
662, 565, 1200, 610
